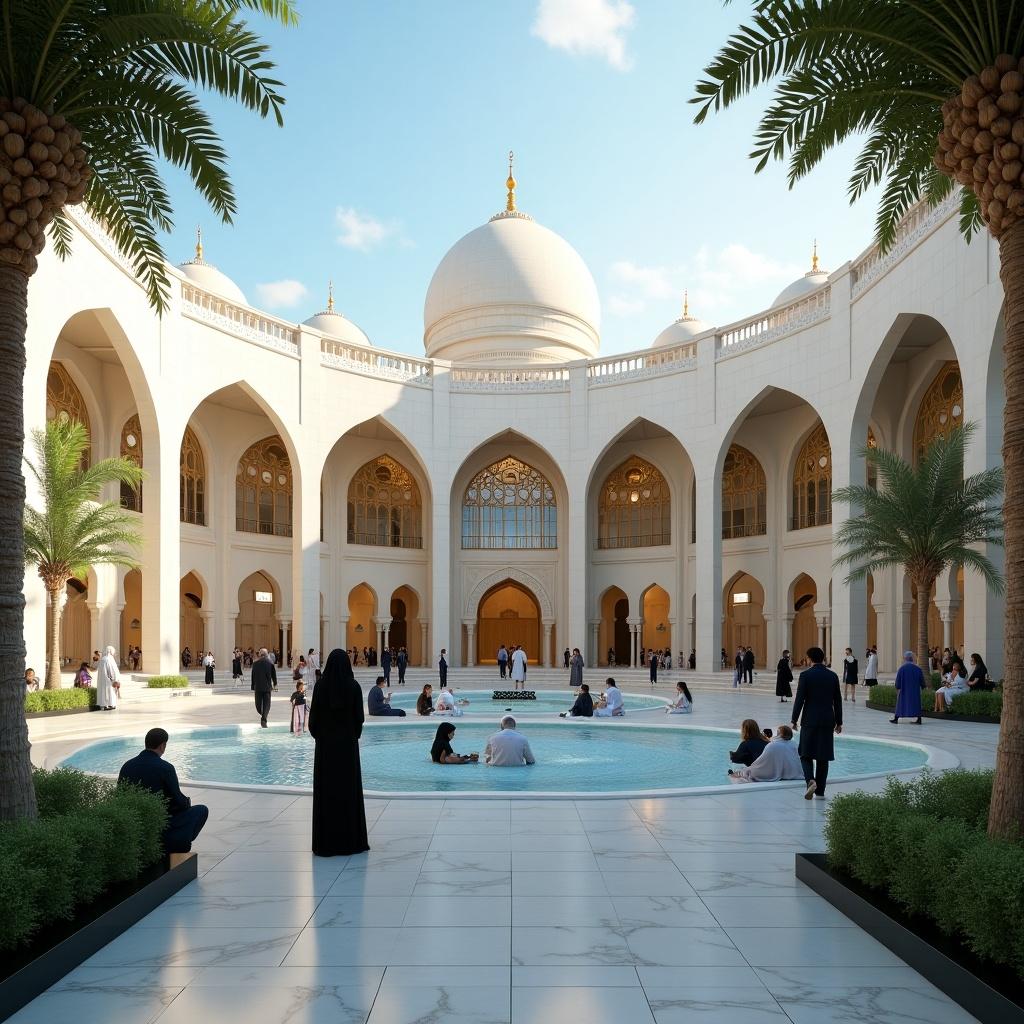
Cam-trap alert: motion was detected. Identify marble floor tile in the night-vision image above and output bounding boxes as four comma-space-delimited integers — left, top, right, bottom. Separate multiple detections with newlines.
511, 871, 609, 896
185, 965, 384, 987
367, 984, 510, 1024
599, 870, 694, 896
637, 965, 766, 988
594, 850, 678, 872
84, 926, 302, 967
679, 871, 811, 897
382, 966, 509, 986
358, 834, 432, 853
427, 835, 514, 853
510, 850, 598, 872
512, 895, 619, 927
403, 895, 511, 926
153, 982, 378, 1024
645, 987, 790, 1023
512, 985, 655, 1024
773, 986, 978, 1024
412, 869, 512, 896
5, 986, 182, 1024
137, 896, 319, 930
664, 852, 796, 873
326, 871, 423, 898
511, 966, 640, 987
181, 871, 336, 898
508, 834, 593, 852
211, 850, 345, 875
702, 895, 855, 927
587, 833, 665, 853
611, 896, 718, 928
309, 896, 412, 927
511, 925, 632, 966
753, 965, 945, 990
390, 925, 511, 966
624, 926, 746, 967
431, 819, 512, 835
341, 850, 427, 873
421, 849, 513, 871
282, 926, 400, 966
726, 926, 903, 967
52, 966, 202, 990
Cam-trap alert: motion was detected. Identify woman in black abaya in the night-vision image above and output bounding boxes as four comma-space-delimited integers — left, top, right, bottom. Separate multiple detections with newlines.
308, 648, 369, 856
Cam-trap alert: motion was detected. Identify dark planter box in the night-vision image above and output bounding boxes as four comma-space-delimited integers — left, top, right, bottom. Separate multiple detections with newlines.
0, 853, 197, 1022
24, 706, 98, 719
796, 853, 1023, 1024
864, 700, 1000, 724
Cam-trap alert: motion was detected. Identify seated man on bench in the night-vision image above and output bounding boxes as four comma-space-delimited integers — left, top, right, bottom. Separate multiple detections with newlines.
118, 727, 209, 853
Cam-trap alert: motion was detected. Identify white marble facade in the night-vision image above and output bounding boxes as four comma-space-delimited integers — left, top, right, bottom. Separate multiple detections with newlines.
24, 190, 1006, 679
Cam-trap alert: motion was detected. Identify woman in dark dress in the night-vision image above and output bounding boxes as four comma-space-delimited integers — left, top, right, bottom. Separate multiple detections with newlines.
776, 649, 793, 702
729, 719, 769, 767
308, 648, 369, 857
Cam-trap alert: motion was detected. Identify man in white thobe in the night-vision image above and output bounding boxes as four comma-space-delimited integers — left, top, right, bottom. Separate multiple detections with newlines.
485, 716, 535, 765
96, 645, 121, 710
731, 726, 803, 783
510, 646, 528, 690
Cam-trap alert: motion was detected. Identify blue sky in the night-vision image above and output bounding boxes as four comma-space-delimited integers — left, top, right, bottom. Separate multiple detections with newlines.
160, 0, 884, 356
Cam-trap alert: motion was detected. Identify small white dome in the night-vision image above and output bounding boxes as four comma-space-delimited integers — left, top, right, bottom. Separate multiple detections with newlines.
302, 309, 371, 347
424, 202, 600, 364
772, 244, 829, 307
652, 295, 708, 347
178, 230, 246, 304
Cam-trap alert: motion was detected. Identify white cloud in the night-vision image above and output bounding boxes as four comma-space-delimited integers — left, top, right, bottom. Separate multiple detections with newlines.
335, 207, 401, 251
607, 245, 806, 324
255, 278, 308, 309
531, 0, 636, 71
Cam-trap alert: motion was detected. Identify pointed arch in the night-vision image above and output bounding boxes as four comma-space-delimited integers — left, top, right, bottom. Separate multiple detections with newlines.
347, 454, 423, 549
790, 420, 831, 530
597, 456, 671, 548
721, 444, 766, 539
46, 361, 92, 466
180, 425, 207, 525
236, 435, 293, 537
119, 413, 143, 512
913, 360, 963, 461
461, 456, 557, 550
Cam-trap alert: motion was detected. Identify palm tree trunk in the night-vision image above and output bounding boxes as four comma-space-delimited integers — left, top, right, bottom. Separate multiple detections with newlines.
0, 264, 36, 821
990, 219, 1024, 840
915, 575, 934, 680
45, 584, 63, 690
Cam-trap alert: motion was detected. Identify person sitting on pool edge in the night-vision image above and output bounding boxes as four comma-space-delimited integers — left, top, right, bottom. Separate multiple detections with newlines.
431, 722, 478, 763
665, 681, 694, 714
117, 727, 209, 853
368, 676, 406, 717
729, 719, 768, 767
560, 683, 594, 718
485, 715, 536, 765
728, 724, 803, 783
416, 683, 434, 716
593, 678, 624, 717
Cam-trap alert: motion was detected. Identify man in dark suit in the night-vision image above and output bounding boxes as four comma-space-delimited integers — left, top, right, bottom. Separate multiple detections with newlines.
791, 646, 843, 799
649, 649, 658, 685
118, 728, 209, 852
742, 646, 756, 685
382, 647, 393, 686
251, 646, 277, 727
438, 648, 448, 688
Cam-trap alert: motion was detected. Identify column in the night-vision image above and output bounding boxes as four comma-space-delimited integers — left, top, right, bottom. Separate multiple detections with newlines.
935, 601, 960, 651
222, 612, 238, 666
320, 616, 328, 655
542, 620, 554, 668
694, 467, 723, 671
667, 616, 676, 660
337, 615, 349, 655
780, 613, 795, 655
420, 620, 429, 667
464, 620, 476, 667
762, 611, 775, 667
198, 609, 215, 657
898, 602, 913, 658
816, 617, 827, 651
278, 618, 290, 665
589, 619, 600, 667
430, 362, 452, 662
87, 601, 103, 662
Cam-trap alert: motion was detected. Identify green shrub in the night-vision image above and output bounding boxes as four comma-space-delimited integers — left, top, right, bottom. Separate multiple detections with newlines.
825, 769, 1024, 979
0, 769, 168, 952
930, 670, 942, 687
868, 684, 1001, 718
24, 687, 95, 713
146, 675, 189, 688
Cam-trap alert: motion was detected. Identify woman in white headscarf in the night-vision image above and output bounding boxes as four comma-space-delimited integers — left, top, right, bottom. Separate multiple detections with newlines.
96, 645, 121, 710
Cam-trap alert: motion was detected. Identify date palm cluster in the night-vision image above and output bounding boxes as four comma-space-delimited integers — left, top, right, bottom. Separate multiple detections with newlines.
936, 54, 1024, 237
0, 99, 89, 274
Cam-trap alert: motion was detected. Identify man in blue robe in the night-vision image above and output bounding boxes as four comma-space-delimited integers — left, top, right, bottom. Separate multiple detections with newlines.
892, 651, 925, 724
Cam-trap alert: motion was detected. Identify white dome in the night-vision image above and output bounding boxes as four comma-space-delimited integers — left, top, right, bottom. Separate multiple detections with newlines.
302, 309, 371, 346
424, 209, 600, 364
178, 258, 246, 304
772, 269, 829, 307
653, 297, 708, 347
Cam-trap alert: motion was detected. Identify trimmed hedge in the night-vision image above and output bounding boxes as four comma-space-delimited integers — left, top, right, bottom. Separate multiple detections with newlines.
24, 687, 96, 713
869, 683, 1002, 718
0, 768, 167, 952
146, 675, 189, 688
824, 769, 1024, 978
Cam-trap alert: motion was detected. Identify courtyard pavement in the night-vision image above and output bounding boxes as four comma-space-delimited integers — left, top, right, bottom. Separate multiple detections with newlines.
16, 675, 998, 1024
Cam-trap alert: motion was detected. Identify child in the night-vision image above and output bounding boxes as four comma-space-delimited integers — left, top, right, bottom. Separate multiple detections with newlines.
290, 679, 308, 734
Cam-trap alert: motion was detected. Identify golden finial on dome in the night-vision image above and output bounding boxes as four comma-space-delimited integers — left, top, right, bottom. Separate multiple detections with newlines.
683, 290, 690, 318
326, 279, 335, 313
811, 238, 819, 273
506, 150, 517, 212
195, 225, 204, 262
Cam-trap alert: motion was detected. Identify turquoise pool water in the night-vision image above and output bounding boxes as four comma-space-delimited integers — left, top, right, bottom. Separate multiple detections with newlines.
62, 723, 929, 795
381, 688, 668, 715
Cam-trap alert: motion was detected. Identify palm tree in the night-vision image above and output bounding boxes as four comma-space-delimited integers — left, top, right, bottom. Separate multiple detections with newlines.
0, 0, 295, 821
24, 420, 143, 690
692, 0, 1024, 839
832, 425, 1004, 676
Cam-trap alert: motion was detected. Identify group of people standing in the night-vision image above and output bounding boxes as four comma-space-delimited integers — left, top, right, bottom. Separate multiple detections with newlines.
495, 644, 529, 688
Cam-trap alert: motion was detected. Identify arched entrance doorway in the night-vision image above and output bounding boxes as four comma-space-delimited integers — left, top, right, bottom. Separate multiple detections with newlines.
45, 577, 90, 669
476, 580, 540, 664
599, 586, 630, 666
236, 571, 279, 654
390, 585, 421, 665
724, 572, 766, 667
641, 584, 671, 653
346, 583, 377, 658
180, 572, 205, 660
120, 569, 142, 667
791, 574, 818, 661
390, 595, 407, 651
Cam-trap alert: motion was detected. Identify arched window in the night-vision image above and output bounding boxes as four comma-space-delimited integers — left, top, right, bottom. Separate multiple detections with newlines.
462, 456, 557, 549
180, 426, 206, 526
791, 421, 831, 529
46, 362, 90, 467
866, 427, 878, 490
597, 457, 670, 549
119, 414, 143, 512
347, 455, 423, 548
721, 444, 766, 539
235, 435, 292, 537
913, 361, 963, 461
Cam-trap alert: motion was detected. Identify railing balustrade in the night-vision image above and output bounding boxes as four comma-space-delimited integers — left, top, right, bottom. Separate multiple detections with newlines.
789, 510, 833, 531
587, 341, 697, 385
320, 339, 432, 384
449, 366, 569, 391
181, 284, 300, 356
716, 288, 831, 360
721, 522, 767, 540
